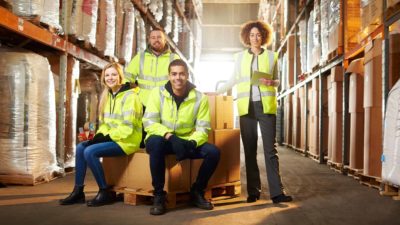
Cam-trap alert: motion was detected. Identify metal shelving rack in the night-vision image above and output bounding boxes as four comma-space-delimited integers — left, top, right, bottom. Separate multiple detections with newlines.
0, 0, 203, 171
274, 0, 395, 168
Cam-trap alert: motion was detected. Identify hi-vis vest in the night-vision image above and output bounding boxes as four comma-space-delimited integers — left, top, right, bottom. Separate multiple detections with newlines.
234, 49, 278, 116
125, 50, 179, 106
97, 89, 143, 155
143, 86, 210, 147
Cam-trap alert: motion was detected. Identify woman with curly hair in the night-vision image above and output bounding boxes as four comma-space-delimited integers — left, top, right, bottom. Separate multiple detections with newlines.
218, 20, 292, 204
59, 62, 143, 207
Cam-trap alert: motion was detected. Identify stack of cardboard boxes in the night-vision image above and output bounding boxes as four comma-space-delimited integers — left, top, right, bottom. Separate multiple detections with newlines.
327, 66, 343, 164
103, 94, 241, 203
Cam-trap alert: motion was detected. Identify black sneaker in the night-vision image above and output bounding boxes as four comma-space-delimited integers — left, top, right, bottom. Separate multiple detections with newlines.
272, 194, 293, 204
150, 194, 166, 215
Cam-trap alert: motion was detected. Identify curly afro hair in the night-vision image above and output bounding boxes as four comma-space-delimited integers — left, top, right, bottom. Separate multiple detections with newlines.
240, 20, 273, 47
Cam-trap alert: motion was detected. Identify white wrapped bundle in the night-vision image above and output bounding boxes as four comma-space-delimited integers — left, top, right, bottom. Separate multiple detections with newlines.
40, 0, 61, 31
306, 10, 314, 72
298, 19, 307, 74
68, 0, 98, 45
136, 11, 147, 52
320, 0, 329, 62
0, 48, 59, 184
10, 0, 43, 18
115, 0, 135, 63
149, 0, 163, 22
382, 80, 400, 186
96, 0, 116, 56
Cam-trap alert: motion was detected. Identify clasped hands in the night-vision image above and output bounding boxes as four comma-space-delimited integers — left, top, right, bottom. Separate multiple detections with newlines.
166, 133, 197, 161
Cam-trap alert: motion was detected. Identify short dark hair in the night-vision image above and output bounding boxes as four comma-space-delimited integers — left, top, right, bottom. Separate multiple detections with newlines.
240, 20, 273, 47
168, 59, 188, 74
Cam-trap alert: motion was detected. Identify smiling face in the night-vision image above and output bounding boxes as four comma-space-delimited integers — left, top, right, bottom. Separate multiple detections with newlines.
149, 30, 166, 54
104, 67, 121, 92
249, 27, 262, 49
169, 65, 188, 95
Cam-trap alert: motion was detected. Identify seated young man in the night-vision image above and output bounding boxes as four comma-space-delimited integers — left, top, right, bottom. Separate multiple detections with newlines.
143, 59, 220, 215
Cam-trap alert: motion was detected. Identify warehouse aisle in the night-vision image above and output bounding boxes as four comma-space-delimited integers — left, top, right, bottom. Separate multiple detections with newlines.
0, 144, 399, 225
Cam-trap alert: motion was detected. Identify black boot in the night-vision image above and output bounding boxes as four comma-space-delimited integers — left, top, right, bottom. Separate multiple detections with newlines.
190, 186, 213, 210
150, 192, 166, 215
59, 186, 85, 205
86, 188, 116, 207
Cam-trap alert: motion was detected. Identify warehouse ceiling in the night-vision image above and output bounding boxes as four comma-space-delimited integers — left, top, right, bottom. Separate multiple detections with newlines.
201, 1, 259, 61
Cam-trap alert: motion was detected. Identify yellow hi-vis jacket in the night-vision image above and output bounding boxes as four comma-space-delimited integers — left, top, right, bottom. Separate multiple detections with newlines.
97, 87, 143, 155
143, 86, 210, 147
125, 48, 180, 106
234, 49, 278, 116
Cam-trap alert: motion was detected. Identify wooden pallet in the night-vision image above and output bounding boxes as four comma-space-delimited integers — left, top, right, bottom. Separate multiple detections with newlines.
355, 174, 381, 190
293, 147, 306, 154
204, 181, 241, 200
343, 166, 363, 179
380, 183, 400, 201
327, 46, 343, 62
306, 151, 320, 163
327, 161, 344, 173
0, 171, 60, 186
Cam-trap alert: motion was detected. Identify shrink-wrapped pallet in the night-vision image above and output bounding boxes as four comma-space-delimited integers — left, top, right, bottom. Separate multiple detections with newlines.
320, 0, 329, 62
148, 0, 163, 22
135, 11, 147, 52
96, 0, 116, 57
67, 0, 98, 46
382, 79, 400, 185
160, 0, 173, 35
298, 19, 307, 74
10, 0, 43, 18
307, 10, 314, 72
40, 0, 61, 31
115, 0, 135, 63
0, 48, 59, 185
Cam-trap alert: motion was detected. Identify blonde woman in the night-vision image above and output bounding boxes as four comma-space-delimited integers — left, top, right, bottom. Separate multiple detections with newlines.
60, 62, 143, 207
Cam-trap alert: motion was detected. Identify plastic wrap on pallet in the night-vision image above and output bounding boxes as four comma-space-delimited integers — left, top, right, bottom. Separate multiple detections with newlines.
328, 0, 340, 32
67, 0, 98, 46
281, 52, 288, 91
298, 19, 307, 74
382, 79, 400, 186
149, 0, 163, 22
10, 0, 43, 18
307, 10, 314, 72
121, 1, 135, 63
320, 0, 330, 62
161, 0, 173, 34
40, 0, 61, 32
0, 48, 59, 181
96, 0, 116, 57
172, 10, 181, 43
312, 0, 321, 67
135, 11, 147, 52
382, 81, 400, 184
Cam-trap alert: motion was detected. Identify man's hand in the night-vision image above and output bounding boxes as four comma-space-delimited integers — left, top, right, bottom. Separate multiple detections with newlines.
88, 134, 112, 145
168, 135, 188, 161
259, 78, 275, 86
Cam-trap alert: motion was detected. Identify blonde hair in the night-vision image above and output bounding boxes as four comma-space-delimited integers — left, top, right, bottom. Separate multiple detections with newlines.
98, 62, 125, 119
240, 20, 273, 47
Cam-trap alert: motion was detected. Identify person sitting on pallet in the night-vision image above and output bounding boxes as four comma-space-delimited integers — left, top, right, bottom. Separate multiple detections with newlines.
143, 59, 220, 215
59, 62, 143, 207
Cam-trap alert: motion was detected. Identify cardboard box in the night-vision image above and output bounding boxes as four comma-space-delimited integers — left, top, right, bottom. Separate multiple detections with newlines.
207, 95, 234, 130
363, 38, 382, 108
349, 73, 364, 113
330, 66, 344, 82
283, 94, 293, 145
191, 129, 241, 188
349, 112, 364, 170
363, 107, 383, 177
104, 151, 191, 193
330, 82, 343, 113
292, 90, 301, 148
328, 112, 343, 164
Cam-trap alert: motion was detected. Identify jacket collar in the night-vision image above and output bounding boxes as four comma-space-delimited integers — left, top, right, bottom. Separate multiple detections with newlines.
247, 48, 265, 55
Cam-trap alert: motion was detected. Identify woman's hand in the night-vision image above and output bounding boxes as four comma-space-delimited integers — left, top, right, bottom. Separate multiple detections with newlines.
259, 78, 275, 86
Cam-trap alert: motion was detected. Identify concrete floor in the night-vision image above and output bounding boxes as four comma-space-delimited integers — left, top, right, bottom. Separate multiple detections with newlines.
1, 144, 400, 225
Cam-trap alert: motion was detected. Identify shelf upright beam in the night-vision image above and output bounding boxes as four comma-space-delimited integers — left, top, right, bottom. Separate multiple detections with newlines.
318, 70, 325, 164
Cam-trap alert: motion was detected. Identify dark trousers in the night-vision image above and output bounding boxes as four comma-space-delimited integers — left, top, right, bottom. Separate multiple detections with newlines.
240, 101, 284, 198
75, 141, 125, 189
146, 135, 220, 196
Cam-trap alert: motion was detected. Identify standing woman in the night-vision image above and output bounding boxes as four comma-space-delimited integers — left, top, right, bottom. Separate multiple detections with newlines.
218, 20, 292, 204
59, 62, 143, 207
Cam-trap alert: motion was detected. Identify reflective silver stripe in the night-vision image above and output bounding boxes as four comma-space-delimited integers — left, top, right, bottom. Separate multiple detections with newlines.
121, 91, 133, 107
139, 52, 145, 78
143, 120, 155, 128
237, 92, 250, 99
138, 83, 156, 90
144, 112, 159, 119
237, 77, 250, 83
162, 120, 174, 130
159, 87, 165, 110
267, 51, 276, 74
125, 72, 134, 81
137, 74, 168, 82
107, 123, 118, 128
196, 127, 208, 133
176, 123, 195, 129
260, 91, 276, 97
169, 53, 175, 62
103, 113, 123, 120
192, 90, 202, 118
196, 120, 210, 128
122, 121, 134, 128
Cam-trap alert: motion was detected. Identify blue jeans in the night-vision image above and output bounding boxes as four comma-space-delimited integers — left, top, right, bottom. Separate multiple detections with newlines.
146, 135, 220, 196
75, 141, 126, 189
